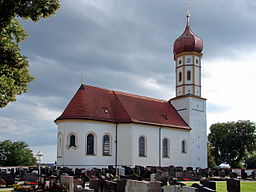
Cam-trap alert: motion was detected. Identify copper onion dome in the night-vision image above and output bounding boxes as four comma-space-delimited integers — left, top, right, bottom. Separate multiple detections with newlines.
173, 15, 203, 56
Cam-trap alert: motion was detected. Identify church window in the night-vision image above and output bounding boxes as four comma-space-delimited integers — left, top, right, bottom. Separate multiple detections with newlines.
179, 72, 182, 82
87, 134, 95, 155
103, 135, 111, 156
163, 138, 169, 158
139, 136, 146, 157
69, 134, 76, 147
196, 59, 199, 64
182, 140, 187, 153
179, 60, 182, 65
187, 70, 191, 81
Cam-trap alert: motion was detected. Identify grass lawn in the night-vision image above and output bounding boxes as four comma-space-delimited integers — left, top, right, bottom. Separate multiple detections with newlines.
182, 181, 256, 192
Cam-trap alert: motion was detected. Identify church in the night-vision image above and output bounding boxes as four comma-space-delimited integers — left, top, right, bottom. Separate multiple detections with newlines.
55, 13, 207, 169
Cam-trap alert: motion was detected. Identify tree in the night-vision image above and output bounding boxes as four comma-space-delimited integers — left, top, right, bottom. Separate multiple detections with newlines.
207, 144, 217, 168
0, 0, 60, 107
245, 154, 256, 169
0, 140, 36, 166
208, 120, 256, 168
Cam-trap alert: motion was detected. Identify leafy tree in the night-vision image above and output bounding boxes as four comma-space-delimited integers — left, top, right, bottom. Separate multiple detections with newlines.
207, 144, 217, 168
0, 140, 36, 166
0, 0, 60, 107
208, 120, 256, 168
245, 154, 256, 169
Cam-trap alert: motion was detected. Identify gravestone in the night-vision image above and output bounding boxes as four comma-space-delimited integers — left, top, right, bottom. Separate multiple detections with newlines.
229, 172, 237, 179
163, 185, 199, 192
226, 179, 240, 192
241, 169, 247, 180
103, 180, 116, 192
150, 173, 156, 181
89, 179, 103, 192
25, 172, 38, 182
186, 167, 193, 172
176, 167, 183, 172
200, 180, 216, 190
191, 183, 216, 192
125, 180, 162, 192
60, 175, 74, 192
168, 166, 175, 177
252, 170, 256, 179
116, 179, 126, 192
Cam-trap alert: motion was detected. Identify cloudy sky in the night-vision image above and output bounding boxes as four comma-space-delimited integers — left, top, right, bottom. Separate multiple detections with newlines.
1, 0, 256, 163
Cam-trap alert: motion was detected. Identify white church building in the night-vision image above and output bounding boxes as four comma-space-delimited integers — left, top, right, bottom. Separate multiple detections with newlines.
55, 14, 207, 169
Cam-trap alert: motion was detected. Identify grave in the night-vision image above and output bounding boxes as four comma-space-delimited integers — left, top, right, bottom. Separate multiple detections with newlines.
226, 179, 240, 192
60, 175, 74, 192
125, 180, 162, 192
200, 180, 216, 190
229, 172, 237, 179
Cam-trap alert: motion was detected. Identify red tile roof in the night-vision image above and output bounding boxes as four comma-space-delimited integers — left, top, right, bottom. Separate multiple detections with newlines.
55, 85, 190, 130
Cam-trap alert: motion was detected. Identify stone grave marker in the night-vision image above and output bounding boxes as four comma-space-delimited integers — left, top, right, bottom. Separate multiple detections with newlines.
168, 166, 175, 177
229, 172, 238, 179
150, 173, 156, 181
25, 172, 38, 182
226, 179, 240, 192
200, 180, 216, 190
60, 175, 74, 192
125, 180, 162, 192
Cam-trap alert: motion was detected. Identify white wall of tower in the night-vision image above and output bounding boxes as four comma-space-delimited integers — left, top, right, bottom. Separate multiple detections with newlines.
175, 53, 202, 97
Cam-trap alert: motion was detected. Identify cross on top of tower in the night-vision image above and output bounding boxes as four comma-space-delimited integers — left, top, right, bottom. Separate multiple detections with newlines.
186, 0, 190, 18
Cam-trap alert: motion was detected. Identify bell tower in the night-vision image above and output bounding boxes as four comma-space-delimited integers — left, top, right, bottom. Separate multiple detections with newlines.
171, 11, 207, 168
173, 13, 203, 97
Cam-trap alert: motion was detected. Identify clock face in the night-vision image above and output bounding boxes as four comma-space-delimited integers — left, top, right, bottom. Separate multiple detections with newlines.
187, 58, 191, 63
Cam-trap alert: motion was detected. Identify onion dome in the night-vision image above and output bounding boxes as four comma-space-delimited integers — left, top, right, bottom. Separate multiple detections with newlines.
173, 15, 203, 56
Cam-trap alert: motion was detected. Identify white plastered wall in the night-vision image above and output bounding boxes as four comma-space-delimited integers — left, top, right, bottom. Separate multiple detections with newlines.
171, 97, 207, 168
56, 120, 116, 169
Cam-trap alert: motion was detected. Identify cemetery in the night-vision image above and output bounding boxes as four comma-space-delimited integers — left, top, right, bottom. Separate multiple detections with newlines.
0, 165, 256, 191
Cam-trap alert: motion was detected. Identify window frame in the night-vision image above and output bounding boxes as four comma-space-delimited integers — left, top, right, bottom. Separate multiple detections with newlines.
86, 132, 96, 155
67, 132, 78, 150
187, 70, 191, 81
181, 140, 187, 153
162, 138, 169, 158
178, 72, 182, 82
139, 136, 146, 157
102, 134, 111, 156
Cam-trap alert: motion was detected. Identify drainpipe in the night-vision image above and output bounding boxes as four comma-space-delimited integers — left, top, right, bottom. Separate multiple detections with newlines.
159, 127, 162, 167
115, 123, 118, 174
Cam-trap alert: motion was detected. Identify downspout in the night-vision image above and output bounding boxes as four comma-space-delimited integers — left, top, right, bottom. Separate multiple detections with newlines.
159, 126, 162, 167
115, 123, 118, 172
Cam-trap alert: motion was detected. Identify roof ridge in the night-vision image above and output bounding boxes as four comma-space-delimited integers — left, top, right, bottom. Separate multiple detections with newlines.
83, 84, 167, 102
115, 90, 167, 102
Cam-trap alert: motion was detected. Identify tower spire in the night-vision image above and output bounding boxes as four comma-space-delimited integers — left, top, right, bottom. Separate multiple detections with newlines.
186, 0, 190, 25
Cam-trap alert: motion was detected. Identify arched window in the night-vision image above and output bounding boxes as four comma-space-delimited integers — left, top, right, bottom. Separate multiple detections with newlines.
139, 136, 146, 157
163, 138, 169, 158
87, 134, 94, 155
69, 134, 76, 147
187, 70, 191, 81
179, 72, 182, 82
182, 140, 187, 153
103, 135, 110, 156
